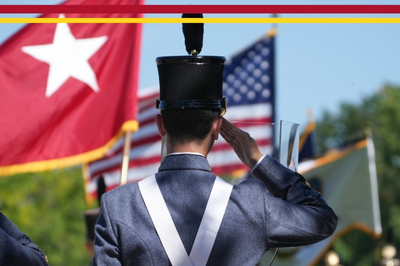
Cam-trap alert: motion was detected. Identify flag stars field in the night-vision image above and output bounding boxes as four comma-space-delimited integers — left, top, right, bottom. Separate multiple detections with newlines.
223, 36, 272, 105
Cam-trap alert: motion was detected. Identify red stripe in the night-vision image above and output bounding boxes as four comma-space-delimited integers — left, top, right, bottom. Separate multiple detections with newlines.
90, 155, 161, 178
131, 134, 160, 148
127, 156, 161, 168
229, 118, 272, 126
138, 118, 156, 127
138, 95, 158, 110
1, 5, 400, 14
106, 185, 118, 193
89, 191, 98, 200
137, 113, 156, 124
211, 139, 271, 152
102, 134, 161, 158
139, 92, 159, 102
211, 163, 248, 176
139, 102, 156, 112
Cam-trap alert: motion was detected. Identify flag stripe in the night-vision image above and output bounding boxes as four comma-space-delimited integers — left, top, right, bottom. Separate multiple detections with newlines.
1, 5, 400, 14
91, 156, 161, 179
4, 18, 400, 24
211, 139, 272, 152
105, 124, 160, 157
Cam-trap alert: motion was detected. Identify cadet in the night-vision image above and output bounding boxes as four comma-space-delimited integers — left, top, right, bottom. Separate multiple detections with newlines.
93, 15, 337, 266
84, 208, 100, 265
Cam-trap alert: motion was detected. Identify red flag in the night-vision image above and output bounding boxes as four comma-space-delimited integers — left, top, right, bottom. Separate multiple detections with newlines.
0, 0, 144, 176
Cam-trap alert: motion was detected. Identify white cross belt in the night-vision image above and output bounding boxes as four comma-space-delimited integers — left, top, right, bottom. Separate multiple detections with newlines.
139, 175, 233, 266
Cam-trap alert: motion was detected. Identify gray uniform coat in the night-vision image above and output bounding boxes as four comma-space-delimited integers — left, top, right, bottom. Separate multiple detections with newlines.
93, 154, 337, 266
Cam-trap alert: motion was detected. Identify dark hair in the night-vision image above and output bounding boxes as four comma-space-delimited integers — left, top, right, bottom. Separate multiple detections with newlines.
161, 109, 220, 145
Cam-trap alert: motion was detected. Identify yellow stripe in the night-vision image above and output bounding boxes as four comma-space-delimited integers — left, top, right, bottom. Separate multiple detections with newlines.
300, 139, 367, 174
230, 169, 248, 179
267, 27, 277, 37
2, 17, 400, 24
309, 222, 381, 266
81, 163, 96, 207
0, 120, 139, 176
298, 121, 316, 151
314, 139, 366, 167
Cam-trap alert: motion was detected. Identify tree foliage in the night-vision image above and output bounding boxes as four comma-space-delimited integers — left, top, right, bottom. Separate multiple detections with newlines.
314, 84, 400, 266
0, 166, 93, 266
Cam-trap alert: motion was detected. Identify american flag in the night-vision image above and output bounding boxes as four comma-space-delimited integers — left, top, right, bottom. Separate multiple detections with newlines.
84, 32, 276, 203
209, 32, 276, 176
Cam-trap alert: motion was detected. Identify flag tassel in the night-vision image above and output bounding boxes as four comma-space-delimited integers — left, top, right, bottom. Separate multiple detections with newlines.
120, 130, 132, 186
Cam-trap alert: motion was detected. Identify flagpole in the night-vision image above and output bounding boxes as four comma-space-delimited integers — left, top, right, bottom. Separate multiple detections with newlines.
267, 14, 277, 154
120, 130, 132, 186
268, 13, 279, 266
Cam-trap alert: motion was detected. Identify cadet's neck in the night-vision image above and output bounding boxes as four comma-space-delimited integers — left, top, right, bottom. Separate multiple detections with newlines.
166, 136, 214, 157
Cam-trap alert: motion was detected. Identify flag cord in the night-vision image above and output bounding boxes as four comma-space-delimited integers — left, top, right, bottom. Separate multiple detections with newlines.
120, 130, 132, 186
269, 248, 279, 266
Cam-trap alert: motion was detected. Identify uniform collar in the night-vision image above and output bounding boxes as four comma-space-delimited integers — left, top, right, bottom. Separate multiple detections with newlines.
166, 152, 205, 157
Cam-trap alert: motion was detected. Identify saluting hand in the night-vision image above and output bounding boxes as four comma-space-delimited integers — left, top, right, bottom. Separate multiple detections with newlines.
219, 118, 263, 169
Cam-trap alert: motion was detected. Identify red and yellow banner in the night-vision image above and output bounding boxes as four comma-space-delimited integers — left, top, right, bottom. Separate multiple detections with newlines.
0, 0, 144, 176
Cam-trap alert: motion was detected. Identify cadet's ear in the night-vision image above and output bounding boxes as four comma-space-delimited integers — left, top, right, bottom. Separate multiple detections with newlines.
212, 117, 223, 141
155, 114, 166, 137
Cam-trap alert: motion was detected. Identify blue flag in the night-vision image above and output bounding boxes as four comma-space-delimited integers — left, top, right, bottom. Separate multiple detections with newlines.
299, 121, 316, 162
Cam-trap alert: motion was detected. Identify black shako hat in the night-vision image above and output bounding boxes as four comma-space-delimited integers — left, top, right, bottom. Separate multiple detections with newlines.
156, 14, 227, 116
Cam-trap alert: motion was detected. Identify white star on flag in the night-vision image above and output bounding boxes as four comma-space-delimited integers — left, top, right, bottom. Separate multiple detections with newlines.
21, 14, 108, 97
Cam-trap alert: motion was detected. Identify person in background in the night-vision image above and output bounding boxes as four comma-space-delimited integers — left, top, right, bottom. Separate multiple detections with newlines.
84, 209, 100, 266
84, 175, 105, 265
0, 211, 48, 266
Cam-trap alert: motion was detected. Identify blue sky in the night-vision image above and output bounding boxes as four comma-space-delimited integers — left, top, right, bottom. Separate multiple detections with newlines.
1, 0, 400, 131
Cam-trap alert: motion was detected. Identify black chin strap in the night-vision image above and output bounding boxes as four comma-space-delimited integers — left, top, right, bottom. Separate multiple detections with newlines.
156, 98, 227, 116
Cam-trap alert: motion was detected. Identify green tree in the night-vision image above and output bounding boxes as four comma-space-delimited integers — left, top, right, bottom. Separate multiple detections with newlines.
0, 166, 93, 266
314, 84, 400, 265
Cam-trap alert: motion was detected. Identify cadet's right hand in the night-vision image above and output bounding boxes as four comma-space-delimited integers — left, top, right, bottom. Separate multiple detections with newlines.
219, 118, 263, 169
